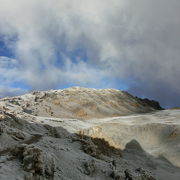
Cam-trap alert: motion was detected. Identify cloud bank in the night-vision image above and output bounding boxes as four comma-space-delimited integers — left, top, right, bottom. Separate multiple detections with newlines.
0, 0, 180, 107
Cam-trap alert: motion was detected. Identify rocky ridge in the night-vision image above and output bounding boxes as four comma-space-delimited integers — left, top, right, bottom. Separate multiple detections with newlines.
0, 87, 162, 120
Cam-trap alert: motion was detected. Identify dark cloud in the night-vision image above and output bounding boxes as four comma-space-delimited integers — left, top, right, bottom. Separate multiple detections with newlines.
128, 80, 180, 108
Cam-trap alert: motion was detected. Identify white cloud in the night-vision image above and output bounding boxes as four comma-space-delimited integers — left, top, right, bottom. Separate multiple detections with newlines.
0, 0, 180, 106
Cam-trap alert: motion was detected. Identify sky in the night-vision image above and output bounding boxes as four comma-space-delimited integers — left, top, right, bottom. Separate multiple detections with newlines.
0, 0, 180, 108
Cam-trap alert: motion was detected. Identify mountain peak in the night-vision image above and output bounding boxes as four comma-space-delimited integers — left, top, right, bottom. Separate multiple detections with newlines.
0, 87, 162, 120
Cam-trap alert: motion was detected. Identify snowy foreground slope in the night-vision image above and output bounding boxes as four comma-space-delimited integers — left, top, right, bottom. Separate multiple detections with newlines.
0, 87, 179, 180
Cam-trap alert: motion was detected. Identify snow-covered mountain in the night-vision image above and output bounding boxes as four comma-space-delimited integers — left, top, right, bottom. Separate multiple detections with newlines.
0, 87, 180, 180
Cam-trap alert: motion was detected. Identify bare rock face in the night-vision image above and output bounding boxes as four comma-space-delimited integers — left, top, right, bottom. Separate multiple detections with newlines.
137, 97, 163, 110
